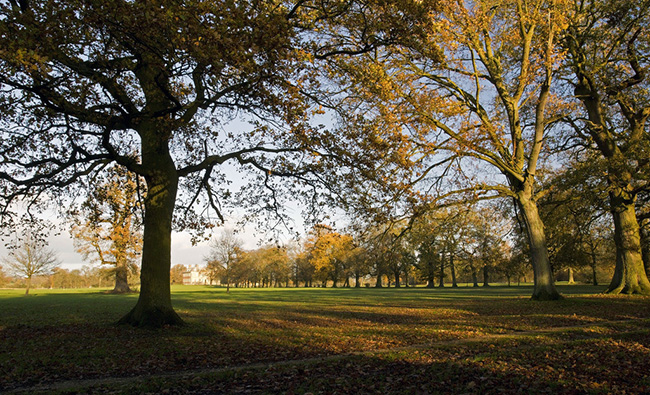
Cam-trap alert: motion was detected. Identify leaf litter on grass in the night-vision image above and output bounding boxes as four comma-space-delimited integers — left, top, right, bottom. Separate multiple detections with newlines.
1, 288, 650, 393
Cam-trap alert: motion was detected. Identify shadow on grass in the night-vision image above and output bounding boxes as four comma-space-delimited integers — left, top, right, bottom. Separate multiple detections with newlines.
1, 285, 647, 392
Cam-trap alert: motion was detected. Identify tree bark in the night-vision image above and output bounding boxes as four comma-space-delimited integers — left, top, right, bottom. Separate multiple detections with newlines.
394, 270, 400, 287
355, 272, 361, 287
426, 260, 435, 288
605, 192, 650, 294
438, 254, 444, 288
470, 264, 479, 287
25, 276, 31, 295
518, 196, 561, 300
590, 248, 599, 286
567, 267, 575, 285
118, 126, 183, 327
111, 262, 131, 294
450, 254, 458, 288
482, 265, 490, 287
640, 224, 650, 278
375, 273, 383, 288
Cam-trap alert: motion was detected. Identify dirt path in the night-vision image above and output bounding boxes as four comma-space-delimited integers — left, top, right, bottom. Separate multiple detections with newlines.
7, 317, 648, 394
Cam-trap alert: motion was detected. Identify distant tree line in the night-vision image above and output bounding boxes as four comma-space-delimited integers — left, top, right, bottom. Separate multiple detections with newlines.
0, 264, 140, 291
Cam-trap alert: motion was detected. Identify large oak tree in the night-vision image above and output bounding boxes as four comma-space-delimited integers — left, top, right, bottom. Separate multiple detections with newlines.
0, 0, 398, 326
327, 0, 569, 299
562, 0, 650, 294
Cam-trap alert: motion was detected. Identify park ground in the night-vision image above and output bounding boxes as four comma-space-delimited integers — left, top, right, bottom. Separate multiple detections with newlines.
1, 284, 649, 394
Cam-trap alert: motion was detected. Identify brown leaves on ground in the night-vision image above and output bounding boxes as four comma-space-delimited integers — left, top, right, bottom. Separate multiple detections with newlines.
1, 290, 650, 393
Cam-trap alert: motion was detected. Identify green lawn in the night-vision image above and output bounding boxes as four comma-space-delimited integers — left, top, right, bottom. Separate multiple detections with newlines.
1, 285, 649, 394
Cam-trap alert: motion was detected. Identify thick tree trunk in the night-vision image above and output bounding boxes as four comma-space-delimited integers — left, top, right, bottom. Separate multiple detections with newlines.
375, 273, 383, 288
355, 272, 361, 287
394, 271, 400, 288
567, 268, 575, 285
471, 265, 479, 287
426, 260, 435, 288
438, 255, 444, 288
111, 262, 131, 294
640, 224, 650, 278
118, 135, 183, 327
518, 196, 561, 300
605, 192, 650, 294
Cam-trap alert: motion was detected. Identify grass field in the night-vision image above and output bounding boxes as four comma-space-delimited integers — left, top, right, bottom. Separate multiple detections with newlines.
1, 285, 649, 394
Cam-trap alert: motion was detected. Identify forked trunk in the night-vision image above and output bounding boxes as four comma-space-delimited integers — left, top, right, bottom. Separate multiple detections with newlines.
118, 139, 183, 327
518, 196, 561, 300
605, 192, 650, 295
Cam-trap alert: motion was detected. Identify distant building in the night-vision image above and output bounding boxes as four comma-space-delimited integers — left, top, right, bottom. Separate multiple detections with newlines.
182, 264, 219, 285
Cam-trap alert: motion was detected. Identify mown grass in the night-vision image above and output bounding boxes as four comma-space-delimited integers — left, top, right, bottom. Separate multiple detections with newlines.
1, 285, 649, 394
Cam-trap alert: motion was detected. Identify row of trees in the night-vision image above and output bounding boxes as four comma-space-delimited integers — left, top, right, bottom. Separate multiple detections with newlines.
1, 0, 648, 326
0, 264, 139, 291
200, 206, 618, 289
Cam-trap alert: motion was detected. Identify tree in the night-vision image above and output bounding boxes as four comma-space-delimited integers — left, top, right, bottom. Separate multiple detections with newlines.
327, 0, 569, 299
562, 0, 650, 294
0, 0, 392, 326
71, 165, 142, 293
0, 264, 10, 287
205, 230, 242, 293
304, 224, 354, 287
170, 264, 186, 285
2, 233, 59, 294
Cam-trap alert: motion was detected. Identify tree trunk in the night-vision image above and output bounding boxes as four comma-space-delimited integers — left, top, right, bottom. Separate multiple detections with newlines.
438, 255, 444, 288
394, 271, 400, 287
111, 261, 131, 293
518, 196, 561, 300
118, 131, 183, 327
482, 265, 489, 287
605, 192, 650, 294
590, 250, 599, 286
471, 265, 479, 287
640, 224, 650, 278
450, 254, 458, 288
355, 272, 361, 288
567, 267, 575, 285
25, 276, 31, 295
426, 260, 435, 288
375, 273, 383, 288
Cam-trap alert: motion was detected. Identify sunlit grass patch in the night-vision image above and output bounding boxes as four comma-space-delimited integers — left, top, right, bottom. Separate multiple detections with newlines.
1, 285, 649, 393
